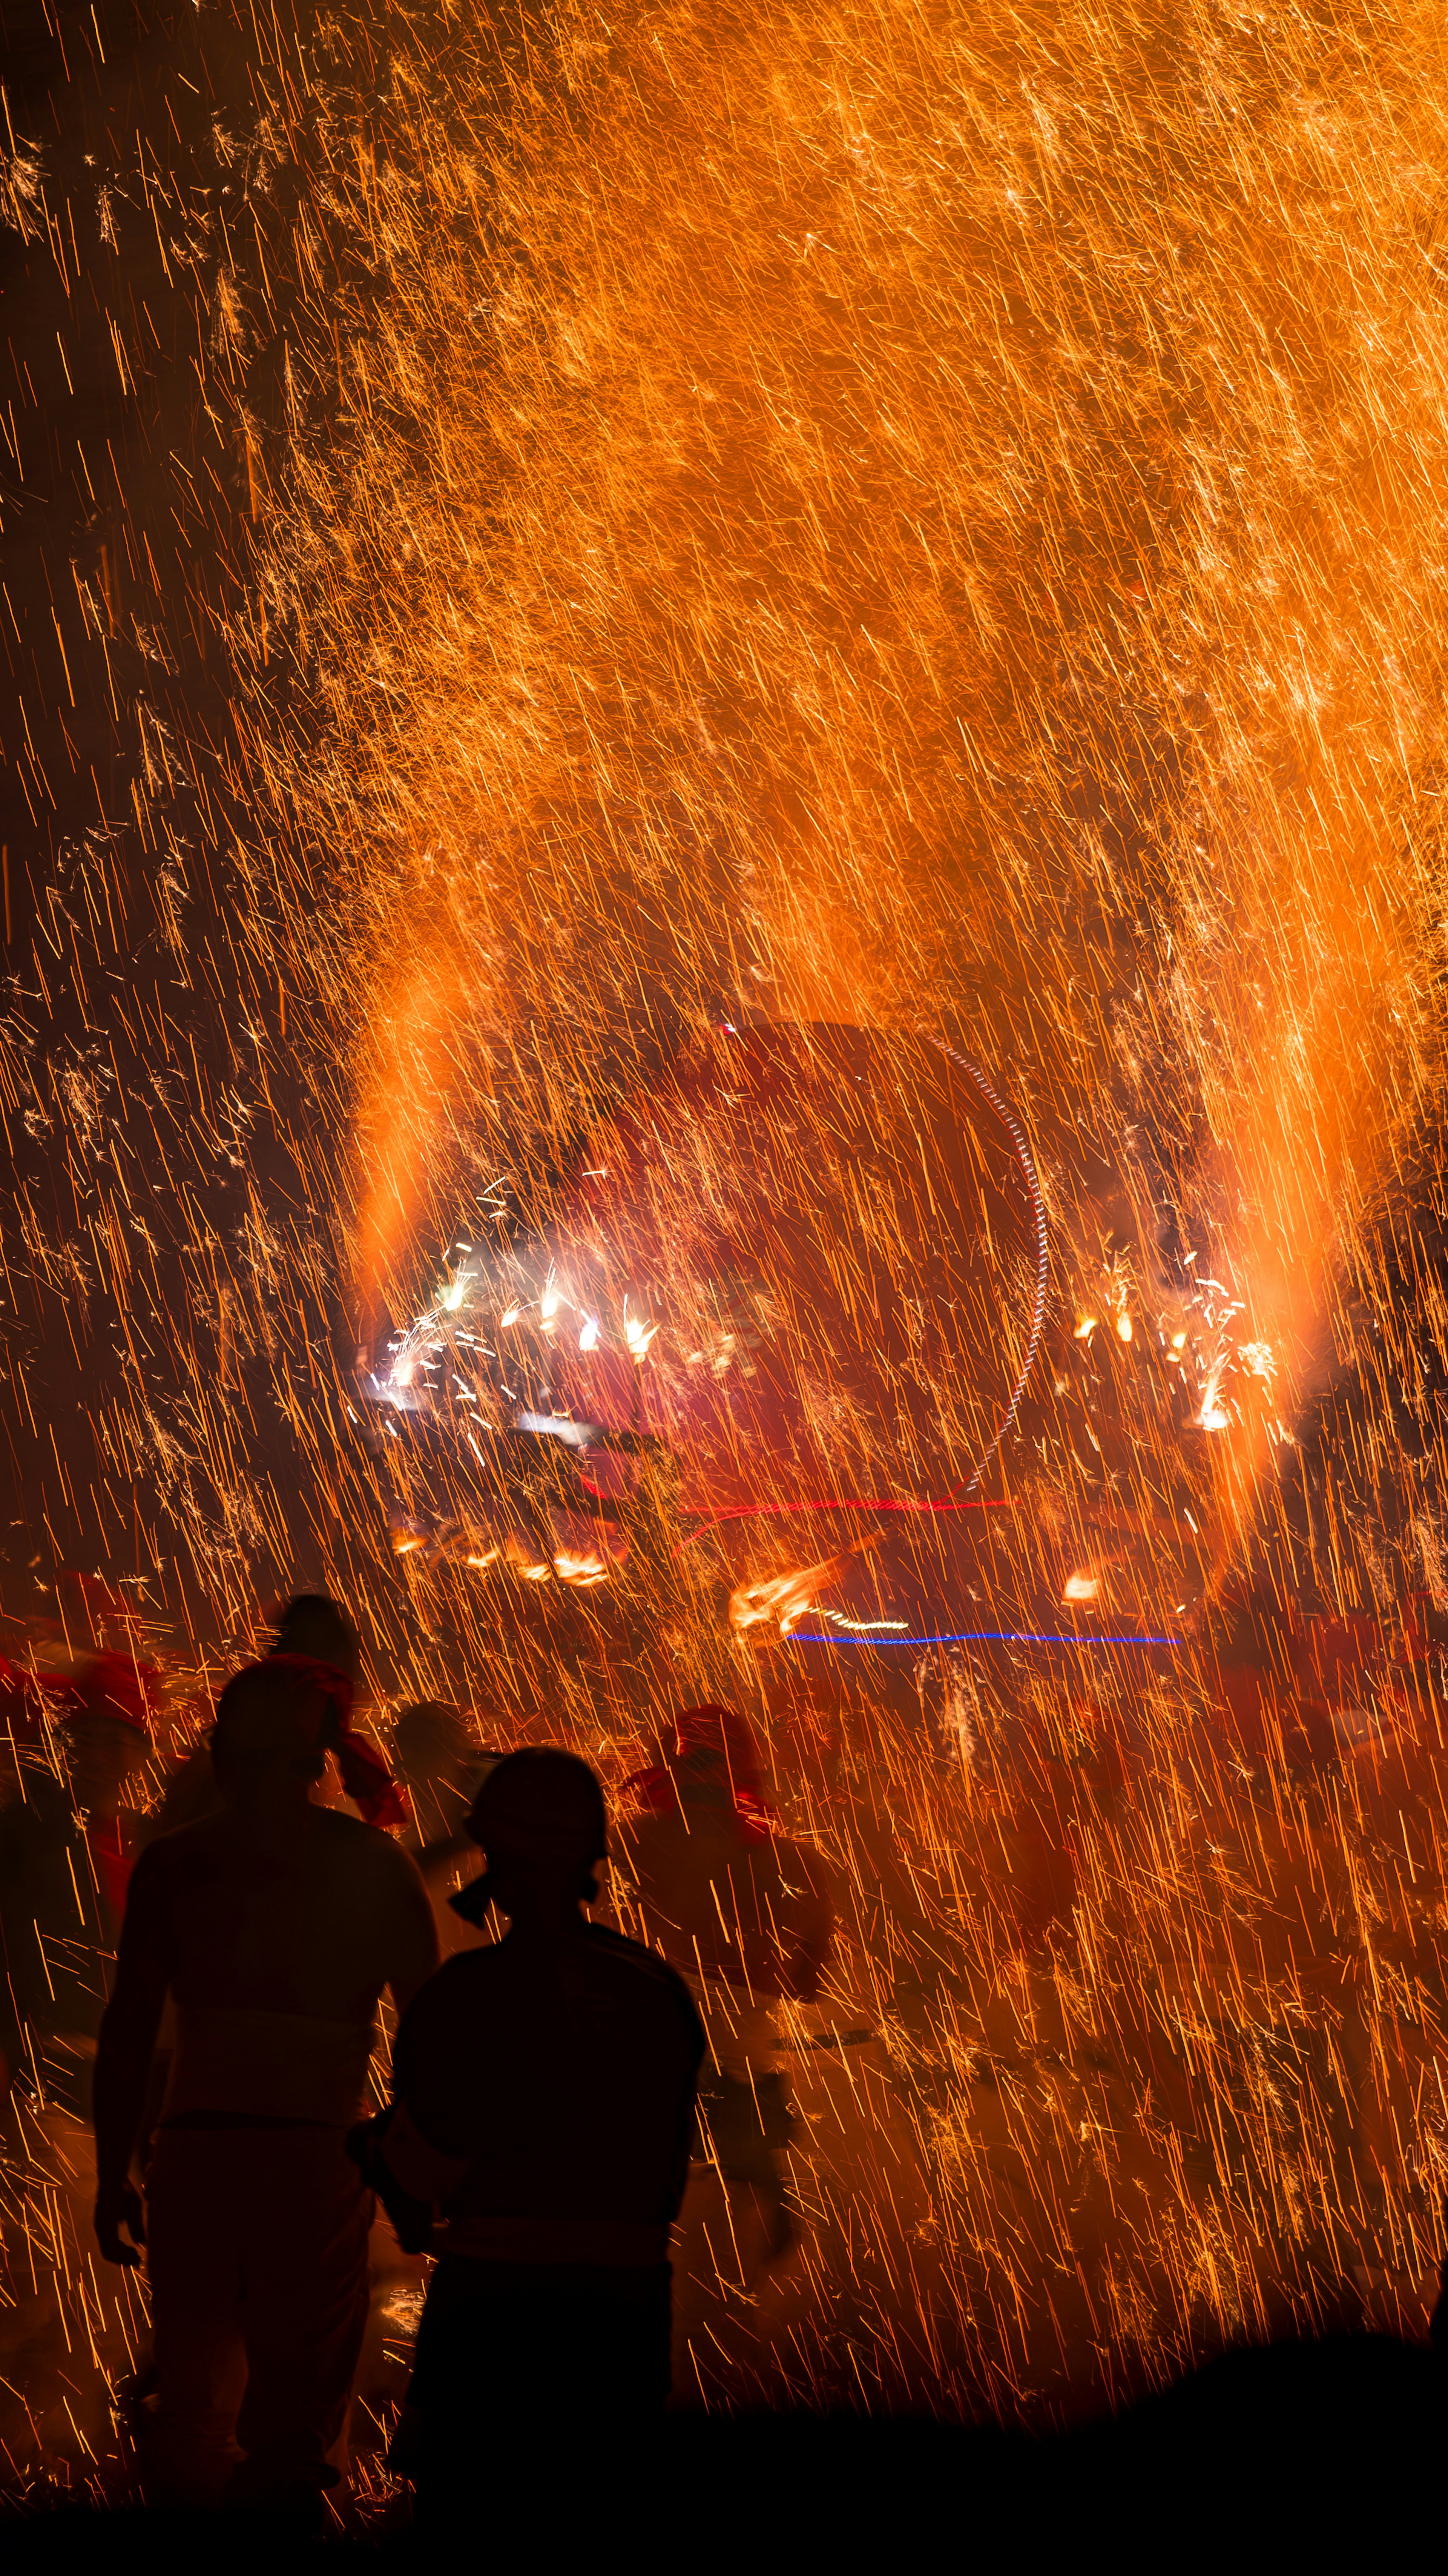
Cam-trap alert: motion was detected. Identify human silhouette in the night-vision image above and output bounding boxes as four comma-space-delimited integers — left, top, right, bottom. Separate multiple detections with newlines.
155, 1593, 402, 1836
0, 1651, 154, 2115
92, 1656, 437, 2513
617, 1704, 835, 2260
349, 1746, 703, 2523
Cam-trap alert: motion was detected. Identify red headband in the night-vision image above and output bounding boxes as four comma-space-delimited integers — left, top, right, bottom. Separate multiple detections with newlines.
267, 1654, 406, 1831
1, 1650, 156, 1738
624, 1704, 774, 1844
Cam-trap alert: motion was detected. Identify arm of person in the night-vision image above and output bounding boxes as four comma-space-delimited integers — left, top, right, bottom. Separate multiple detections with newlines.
382, 1842, 442, 2013
345, 2096, 464, 2254
92, 1844, 172, 2265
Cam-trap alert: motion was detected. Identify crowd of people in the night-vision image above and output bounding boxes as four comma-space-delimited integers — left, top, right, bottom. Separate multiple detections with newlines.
1, 1595, 836, 2525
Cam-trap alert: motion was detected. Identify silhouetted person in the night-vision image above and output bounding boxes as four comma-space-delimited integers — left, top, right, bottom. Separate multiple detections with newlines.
618, 1704, 835, 2259
92, 1656, 437, 2512
391, 1700, 502, 1956
0, 1653, 155, 2114
350, 1747, 703, 2524
141, 1596, 403, 2192
156, 1593, 400, 1837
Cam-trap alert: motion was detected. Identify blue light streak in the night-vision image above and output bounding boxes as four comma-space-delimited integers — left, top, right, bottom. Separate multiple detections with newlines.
790, 1630, 1183, 1649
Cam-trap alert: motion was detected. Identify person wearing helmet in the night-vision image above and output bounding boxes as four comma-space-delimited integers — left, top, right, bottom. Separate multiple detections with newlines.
91, 1655, 438, 2514
349, 1746, 703, 2521
615, 1704, 836, 2263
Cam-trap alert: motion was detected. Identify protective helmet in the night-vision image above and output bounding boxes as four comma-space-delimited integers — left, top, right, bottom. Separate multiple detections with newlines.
466, 1745, 608, 1865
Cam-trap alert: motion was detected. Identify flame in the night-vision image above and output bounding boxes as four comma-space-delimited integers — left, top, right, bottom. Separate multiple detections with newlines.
553, 1549, 607, 1586
624, 1303, 658, 1361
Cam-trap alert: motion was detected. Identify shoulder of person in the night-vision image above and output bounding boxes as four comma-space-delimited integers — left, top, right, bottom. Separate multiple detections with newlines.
133, 1806, 229, 1864
583, 1922, 704, 2014
316, 1806, 431, 1888
397, 1942, 497, 2034
0, 1779, 63, 1874
120, 1820, 205, 1901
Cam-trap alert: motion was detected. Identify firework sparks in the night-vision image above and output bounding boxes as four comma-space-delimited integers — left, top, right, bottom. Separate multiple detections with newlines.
6, 0, 1448, 2495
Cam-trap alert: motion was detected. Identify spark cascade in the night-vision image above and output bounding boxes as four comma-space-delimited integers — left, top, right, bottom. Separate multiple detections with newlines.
5, 0, 1448, 2504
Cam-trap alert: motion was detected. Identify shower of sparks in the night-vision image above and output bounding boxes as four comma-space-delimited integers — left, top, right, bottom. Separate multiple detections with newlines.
6, 0, 1448, 2502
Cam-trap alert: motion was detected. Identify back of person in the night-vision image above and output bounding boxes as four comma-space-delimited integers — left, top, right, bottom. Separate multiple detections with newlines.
396, 1922, 699, 2246
357, 1747, 703, 2526
150, 1799, 426, 2124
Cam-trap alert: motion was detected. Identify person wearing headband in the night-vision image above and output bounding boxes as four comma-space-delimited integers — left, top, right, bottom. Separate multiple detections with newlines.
92, 1654, 438, 2516
152, 1593, 405, 1837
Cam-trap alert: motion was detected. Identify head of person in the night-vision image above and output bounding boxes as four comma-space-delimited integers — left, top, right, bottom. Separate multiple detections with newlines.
461, 1747, 607, 1927
212, 1658, 347, 1814
62, 1653, 153, 1819
269, 1593, 361, 1693
391, 1699, 477, 1796
671, 1704, 765, 1800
